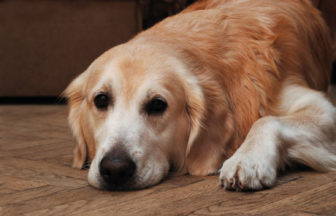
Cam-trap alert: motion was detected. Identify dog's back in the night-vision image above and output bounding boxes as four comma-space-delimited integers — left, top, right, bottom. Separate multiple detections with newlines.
149, 0, 333, 91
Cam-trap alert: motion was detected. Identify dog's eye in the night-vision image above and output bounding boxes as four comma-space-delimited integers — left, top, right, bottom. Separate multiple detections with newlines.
145, 97, 167, 115
94, 93, 109, 110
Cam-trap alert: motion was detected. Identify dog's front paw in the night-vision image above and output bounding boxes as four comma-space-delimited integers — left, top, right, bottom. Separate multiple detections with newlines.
219, 153, 277, 191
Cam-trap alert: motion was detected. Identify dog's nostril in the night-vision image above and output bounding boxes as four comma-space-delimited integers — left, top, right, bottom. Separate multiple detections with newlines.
99, 155, 136, 187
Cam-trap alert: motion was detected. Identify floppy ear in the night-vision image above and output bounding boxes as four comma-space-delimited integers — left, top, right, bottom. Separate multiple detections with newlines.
185, 78, 236, 176
185, 90, 205, 156
63, 71, 92, 169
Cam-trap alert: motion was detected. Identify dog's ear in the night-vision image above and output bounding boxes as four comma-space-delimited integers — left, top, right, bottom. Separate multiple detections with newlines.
63, 71, 92, 169
185, 90, 205, 156
185, 79, 236, 176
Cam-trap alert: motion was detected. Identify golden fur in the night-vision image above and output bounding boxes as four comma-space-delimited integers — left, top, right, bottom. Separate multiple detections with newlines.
65, 0, 336, 190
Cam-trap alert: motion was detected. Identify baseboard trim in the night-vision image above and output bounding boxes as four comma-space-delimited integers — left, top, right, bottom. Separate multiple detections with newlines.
0, 97, 67, 105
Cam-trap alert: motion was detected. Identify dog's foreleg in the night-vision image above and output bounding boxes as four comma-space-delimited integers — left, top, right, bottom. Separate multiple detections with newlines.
219, 84, 336, 191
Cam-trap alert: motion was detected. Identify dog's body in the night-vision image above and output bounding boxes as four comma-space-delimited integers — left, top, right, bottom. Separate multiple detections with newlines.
65, 0, 336, 191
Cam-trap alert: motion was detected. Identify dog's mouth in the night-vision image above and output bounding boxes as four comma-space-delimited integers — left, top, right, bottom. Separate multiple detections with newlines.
99, 177, 137, 191
97, 163, 171, 191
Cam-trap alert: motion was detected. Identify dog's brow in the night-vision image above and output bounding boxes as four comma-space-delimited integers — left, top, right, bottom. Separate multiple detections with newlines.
88, 80, 113, 100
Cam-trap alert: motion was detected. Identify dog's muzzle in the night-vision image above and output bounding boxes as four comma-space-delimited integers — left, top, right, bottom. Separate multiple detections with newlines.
99, 149, 136, 190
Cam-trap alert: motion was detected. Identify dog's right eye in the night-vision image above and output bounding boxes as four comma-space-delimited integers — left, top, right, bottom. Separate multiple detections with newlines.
145, 97, 167, 115
94, 93, 109, 110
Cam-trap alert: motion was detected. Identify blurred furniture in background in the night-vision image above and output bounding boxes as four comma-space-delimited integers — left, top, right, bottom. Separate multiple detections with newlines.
0, 0, 141, 97
140, 0, 195, 29
312, 0, 336, 41
312, 0, 336, 83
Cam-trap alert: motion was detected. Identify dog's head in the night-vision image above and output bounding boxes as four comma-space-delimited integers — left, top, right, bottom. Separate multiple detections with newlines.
64, 41, 209, 190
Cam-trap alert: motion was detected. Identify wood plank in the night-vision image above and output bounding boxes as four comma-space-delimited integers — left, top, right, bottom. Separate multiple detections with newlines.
0, 157, 87, 188
1, 176, 204, 216
247, 182, 336, 215
188, 174, 336, 215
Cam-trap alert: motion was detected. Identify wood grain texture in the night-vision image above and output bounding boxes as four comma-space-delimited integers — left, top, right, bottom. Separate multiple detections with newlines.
0, 88, 336, 216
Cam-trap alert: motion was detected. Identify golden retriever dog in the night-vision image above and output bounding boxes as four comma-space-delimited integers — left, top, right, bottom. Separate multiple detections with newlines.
64, 0, 336, 191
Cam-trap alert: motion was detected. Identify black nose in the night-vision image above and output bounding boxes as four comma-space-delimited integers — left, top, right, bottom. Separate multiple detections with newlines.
99, 150, 136, 188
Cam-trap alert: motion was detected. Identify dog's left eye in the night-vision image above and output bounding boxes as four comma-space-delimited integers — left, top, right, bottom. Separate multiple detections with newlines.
94, 93, 109, 110
145, 97, 167, 115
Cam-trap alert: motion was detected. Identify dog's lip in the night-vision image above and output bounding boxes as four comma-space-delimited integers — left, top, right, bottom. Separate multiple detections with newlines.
98, 178, 139, 191
95, 171, 137, 191
95, 167, 171, 191
81, 161, 91, 170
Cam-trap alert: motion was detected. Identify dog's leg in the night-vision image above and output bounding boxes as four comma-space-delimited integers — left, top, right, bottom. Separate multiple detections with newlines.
219, 84, 336, 191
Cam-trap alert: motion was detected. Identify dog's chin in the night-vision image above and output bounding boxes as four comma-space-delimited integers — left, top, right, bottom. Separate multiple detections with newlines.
88, 174, 167, 191
99, 179, 138, 191
87, 165, 169, 191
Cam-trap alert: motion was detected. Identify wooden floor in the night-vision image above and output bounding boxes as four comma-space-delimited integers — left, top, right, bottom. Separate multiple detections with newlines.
1, 88, 336, 216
